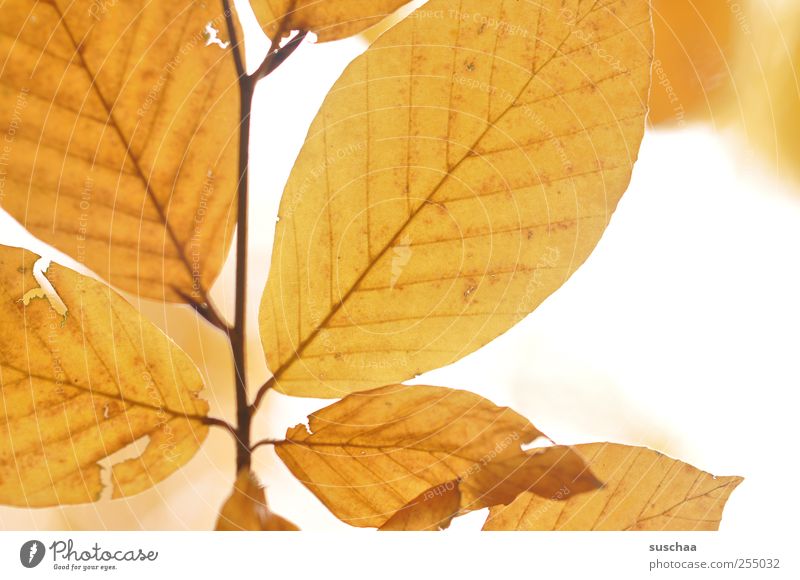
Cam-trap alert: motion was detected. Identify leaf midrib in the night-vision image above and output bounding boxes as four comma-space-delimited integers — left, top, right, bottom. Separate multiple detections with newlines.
51, 1, 209, 299
271, 3, 604, 381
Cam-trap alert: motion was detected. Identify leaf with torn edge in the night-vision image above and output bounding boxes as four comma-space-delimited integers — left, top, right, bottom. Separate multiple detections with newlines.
252, 0, 412, 42
0, 0, 240, 302
275, 385, 600, 528
482, 443, 743, 531
259, 0, 654, 397
0, 245, 209, 506
216, 470, 299, 531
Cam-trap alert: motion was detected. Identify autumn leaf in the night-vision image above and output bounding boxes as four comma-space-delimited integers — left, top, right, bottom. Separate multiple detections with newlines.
649, 0, 736, 125
259, 0, 654, 397
728, 1, 800, 184
252, 0, 412, 42
648, 1, 800, 183
216, 469, 299, 531
274, 385, 600, 528
378, 479, 461, 531
482, 443, 743, 531
0, 0, 240, 302
0, 245, 209, 506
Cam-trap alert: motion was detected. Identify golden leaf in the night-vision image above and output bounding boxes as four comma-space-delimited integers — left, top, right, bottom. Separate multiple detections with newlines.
728, 1, 800, 184
275, 385, 600, 528
0, 0, 239, 302
378, 479, 461, 531
252, 0, 411, 42
259, 0, 653, 397
0, 245, 209, 506
648, 0, 736, 125
482, 443, 743, 531
216, 469, 299, 531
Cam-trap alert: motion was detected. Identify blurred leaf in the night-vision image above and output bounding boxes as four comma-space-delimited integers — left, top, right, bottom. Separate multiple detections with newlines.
649, 0, 736, 125
252, 0, 411, 42
275, 385, 600, 528
0, 245, 208, 506
0, 0, 240, 302
216, 470, 299, 531
259, 0, 653, 397
729, 0, 800, 184
483, 443, 743, 530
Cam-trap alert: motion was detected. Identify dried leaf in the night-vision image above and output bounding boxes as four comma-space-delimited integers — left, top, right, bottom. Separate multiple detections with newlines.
216, 470, 299, 531
378, 479, 461, 531
492, 445, 604, 500
274, 385, 600, 528
0, 246, 209, 506
260, 0, 653, 397
253, 0, 411, 42
482, 443, 743, 531
0, 0, 239, 302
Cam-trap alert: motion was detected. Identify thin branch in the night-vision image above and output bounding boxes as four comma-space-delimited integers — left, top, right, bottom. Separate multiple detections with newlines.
221, 0, 256, 473
221, 0, 245, 79
202, 416, 238, 439
252, 31, 309, 82
250, 438, 283, 453
250, 376, 275, 415
176, 289, 231, 333
231, 84, 254, 470
219, 0, 305, 474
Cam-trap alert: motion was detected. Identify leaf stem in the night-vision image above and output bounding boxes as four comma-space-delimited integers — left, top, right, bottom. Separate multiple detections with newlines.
250, 376, 275, 414
231, 75, 253, 472
202, 417, 239, 439
252, 31, 309, 82
250, 438, 283, 453
221, 0, 254, 472
220, 1, 307, 473
178, 289, 231, 333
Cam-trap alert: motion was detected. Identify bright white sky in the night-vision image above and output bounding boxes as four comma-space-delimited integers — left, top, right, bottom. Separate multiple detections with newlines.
1, 6, 798, 532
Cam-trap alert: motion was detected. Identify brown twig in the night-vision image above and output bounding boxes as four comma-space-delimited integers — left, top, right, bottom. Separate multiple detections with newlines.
220, 0, 304, 472
250, 438, 283, 453
252, 31, 309, 82
177, 289, 231, 334
250, 376, 276, 415
202, 417, 239, 439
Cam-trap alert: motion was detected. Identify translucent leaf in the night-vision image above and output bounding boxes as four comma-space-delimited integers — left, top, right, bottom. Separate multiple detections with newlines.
216, 470, 299, 531
0, 0, 240, 302
0, 246, 209, 506
482, 443, 743, 531
275, 385, 600, 528
259, 0, 653, 397
252, 0, 411, 42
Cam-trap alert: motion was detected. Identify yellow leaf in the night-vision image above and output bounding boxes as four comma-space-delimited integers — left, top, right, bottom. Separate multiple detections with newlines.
275, 385, 600, 528
0, 245, 209, 506
378, 479, 461, 531
475, 445, 603, 505
649, 0, 736, 125
0, 0, 240, 302
728, 1, 800, 184
482, 443, 743, 531
252, 0, 411, 42
260, 0, 653, 397
360, 1, 425, 45
216, 470, 299, 531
